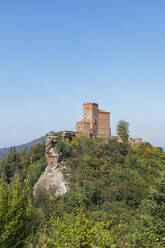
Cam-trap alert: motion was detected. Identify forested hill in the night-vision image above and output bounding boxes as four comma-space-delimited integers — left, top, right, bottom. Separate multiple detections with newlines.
0, 136, 46, 159
0, 134, 165, 247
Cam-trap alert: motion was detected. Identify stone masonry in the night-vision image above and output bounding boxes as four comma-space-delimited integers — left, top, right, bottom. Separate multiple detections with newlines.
76, 102, 111, 138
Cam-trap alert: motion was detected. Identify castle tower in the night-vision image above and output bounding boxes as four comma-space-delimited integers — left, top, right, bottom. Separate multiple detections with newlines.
84, 103, 98, 136
76, 102, 111, 138
98, 110, 111, 137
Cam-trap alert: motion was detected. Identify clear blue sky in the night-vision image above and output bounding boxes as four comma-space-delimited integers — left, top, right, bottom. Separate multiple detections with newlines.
0, 0, 165, 147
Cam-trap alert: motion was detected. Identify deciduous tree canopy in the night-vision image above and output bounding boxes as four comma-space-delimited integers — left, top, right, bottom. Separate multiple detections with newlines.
116, 120, 130, 143
0, 134, 165, 247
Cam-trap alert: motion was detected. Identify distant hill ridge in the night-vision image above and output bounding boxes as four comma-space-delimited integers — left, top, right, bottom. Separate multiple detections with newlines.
0, 136, 46, 159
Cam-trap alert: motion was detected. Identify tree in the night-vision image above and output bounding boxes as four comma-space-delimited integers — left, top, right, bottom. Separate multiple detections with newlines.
127, 176, 165, 247
48, 207, 115, 248
0, 177, 35, 247
116, 120, 129, 143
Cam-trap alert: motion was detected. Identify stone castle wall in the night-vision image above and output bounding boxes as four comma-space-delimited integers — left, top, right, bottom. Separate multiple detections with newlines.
84, 103, 98, 136
98, 110, 111, 137
76, 102, 111, 138
76, 120, 90, 136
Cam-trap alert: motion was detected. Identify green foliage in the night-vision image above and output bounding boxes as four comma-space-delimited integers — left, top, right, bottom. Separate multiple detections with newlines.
56, 138, 72, 159
125, 175, 165, 247
48, 207, 116, 248
0, 143, 45, 183
116, 120, 129, 143
0, 142, 46, 247
0, 177, 35, 248
23, 156, 46, 187
0, 134, 165, 247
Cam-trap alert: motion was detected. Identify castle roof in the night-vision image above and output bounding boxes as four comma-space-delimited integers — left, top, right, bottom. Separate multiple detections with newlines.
98, 109, 110, 114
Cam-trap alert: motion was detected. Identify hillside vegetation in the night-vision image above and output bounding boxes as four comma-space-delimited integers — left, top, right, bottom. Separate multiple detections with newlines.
0, 136, 46, 159
0, 135, 165, 247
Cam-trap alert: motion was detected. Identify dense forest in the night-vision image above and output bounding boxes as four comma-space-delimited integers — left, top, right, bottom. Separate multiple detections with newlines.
0, 131, 165, 247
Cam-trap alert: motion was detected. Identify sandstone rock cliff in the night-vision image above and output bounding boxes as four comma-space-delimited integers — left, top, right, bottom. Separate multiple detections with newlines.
33, 131, 75, 196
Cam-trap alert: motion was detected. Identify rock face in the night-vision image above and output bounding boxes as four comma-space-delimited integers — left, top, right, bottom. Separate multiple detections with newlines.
33, 131, 75, 196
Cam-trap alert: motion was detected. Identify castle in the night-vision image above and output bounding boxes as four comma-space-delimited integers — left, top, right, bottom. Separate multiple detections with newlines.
76, 102, 111, 138
34, 102, 143, 196
75, 102, 143, 145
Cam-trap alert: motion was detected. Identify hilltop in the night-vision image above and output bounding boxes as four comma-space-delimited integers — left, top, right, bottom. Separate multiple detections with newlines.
0, 132, 165, 247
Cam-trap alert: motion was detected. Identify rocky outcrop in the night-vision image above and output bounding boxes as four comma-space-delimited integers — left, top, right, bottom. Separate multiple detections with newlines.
33, 131, 75, 196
